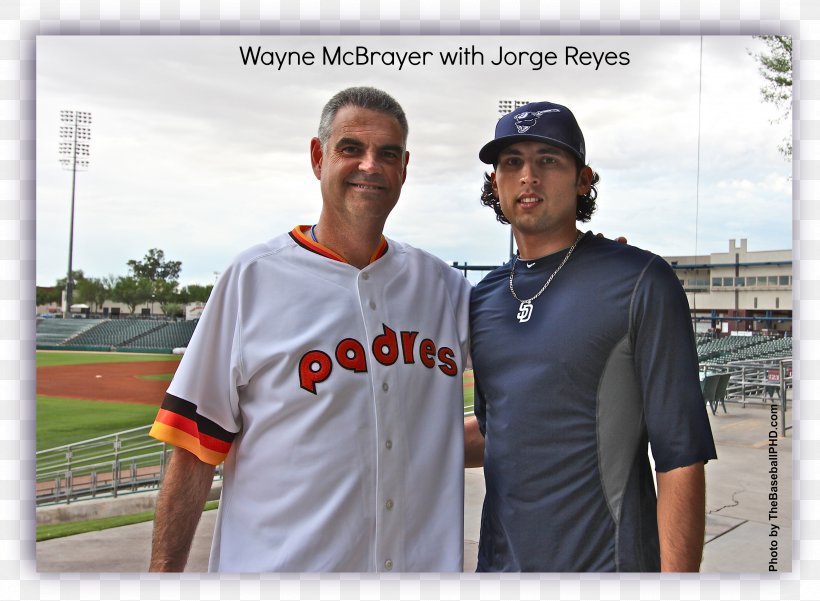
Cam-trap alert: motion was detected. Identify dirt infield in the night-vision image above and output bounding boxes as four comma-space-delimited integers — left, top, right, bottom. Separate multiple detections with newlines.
36, 361, 180, 405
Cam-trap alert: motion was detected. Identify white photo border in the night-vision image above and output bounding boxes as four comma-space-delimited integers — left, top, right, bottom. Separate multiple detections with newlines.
5, 1, 818, 599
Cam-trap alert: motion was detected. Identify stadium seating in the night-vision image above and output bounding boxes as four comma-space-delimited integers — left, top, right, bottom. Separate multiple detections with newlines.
68, 319, 165, 348
36, 318, 105, 346
696, 335, 791, 365
36, 318, 199, 353
702, 372, 731, 414
121, 320, 198, 351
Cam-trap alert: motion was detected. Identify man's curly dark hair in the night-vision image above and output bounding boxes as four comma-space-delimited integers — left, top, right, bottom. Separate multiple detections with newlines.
480, 164, 600, 224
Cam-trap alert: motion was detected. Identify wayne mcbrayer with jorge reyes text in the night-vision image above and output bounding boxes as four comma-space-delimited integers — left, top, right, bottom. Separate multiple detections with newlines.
239, 43, 631, 72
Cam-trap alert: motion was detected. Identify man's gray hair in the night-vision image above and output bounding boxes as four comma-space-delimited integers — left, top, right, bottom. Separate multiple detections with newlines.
317, 87, 408, 150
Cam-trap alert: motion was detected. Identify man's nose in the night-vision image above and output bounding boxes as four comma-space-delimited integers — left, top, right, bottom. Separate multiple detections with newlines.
358, 151, 379, 172
520, 164, 539, 185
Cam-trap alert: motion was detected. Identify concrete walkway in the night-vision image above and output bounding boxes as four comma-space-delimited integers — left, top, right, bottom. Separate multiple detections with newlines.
36, 403, 791, 573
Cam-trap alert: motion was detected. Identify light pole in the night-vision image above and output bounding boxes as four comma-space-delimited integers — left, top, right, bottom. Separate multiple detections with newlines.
59, 110, 92, 318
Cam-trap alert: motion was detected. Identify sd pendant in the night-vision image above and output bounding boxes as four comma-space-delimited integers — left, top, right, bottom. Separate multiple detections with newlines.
517, 301, 533, 323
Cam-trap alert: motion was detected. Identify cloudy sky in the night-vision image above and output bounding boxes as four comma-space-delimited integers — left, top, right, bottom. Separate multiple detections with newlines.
35, 35, 791, 287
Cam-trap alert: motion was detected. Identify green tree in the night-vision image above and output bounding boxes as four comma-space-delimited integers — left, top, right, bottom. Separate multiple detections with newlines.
36, 286, 61, 307
151, 279, 178, 315
127, 248, 182, 282
112, 276, 152, 315
126, 249, 182, 309
160, 302, 185, 319
751, 35, 792, 159
55, 270, 87, 312
177, 284, 213, 304
74, 277, 108, 313
56, 270, 86, 290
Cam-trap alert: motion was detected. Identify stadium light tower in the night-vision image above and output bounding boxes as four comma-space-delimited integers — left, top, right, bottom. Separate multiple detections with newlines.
59, 110, 92, 318
497, 100, 528, 260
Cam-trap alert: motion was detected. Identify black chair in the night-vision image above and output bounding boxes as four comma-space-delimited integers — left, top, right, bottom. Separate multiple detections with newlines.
703, 373, 731, 415
701, 374, 720, 414
712, 373, 731, 414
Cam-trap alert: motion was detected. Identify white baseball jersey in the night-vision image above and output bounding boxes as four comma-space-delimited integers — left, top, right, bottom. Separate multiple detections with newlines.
149, 226, 472, 572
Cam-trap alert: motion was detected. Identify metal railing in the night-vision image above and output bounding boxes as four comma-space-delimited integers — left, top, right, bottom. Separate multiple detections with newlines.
36, 426, 174, 506
701, 357, 792, 435
38, 359, 790, 507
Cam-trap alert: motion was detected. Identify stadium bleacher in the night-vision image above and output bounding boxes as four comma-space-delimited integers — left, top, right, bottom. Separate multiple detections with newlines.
36, 318, 198, 352
68, 319, 164, 348
696, 334, 792, 365
121, 320, 198, 351
36, 318, 106, 346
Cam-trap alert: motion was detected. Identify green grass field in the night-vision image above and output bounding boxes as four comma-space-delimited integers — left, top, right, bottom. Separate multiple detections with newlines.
36, 351, 180, 368
36, 500, 220, 542
36, 395, 160, 451
36, 351, 177, 450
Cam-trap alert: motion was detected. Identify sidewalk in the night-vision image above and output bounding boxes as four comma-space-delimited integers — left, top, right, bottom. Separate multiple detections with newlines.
36, 403, 791, 573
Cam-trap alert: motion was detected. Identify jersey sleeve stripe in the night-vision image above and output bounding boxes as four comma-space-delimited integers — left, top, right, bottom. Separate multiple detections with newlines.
157, 393, 237, 442
152, 408, 233, 453
149, 421, 229, 465
148, 394, 236, 464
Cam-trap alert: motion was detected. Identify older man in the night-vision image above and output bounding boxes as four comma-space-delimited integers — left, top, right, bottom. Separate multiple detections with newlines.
149, 87, 471, 572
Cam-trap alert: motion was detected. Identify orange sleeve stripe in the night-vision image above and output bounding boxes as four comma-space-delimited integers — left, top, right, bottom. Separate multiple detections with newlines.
149, 421, 229, 465
154, 408, 232, 454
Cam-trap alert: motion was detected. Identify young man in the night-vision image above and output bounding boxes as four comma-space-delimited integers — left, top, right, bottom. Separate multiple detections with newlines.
148, 87, 472, 572
467, 101, 717, 572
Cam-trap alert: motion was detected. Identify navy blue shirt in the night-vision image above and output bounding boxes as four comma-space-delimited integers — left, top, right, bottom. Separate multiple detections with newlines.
471, 232, 717, 572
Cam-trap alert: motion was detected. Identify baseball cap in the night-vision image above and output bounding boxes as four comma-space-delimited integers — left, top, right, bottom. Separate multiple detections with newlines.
479, 101, 586, 165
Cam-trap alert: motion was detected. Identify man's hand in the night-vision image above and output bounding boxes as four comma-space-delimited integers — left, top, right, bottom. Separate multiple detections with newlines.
464, 416, 485, 468
596, 232, 628, 244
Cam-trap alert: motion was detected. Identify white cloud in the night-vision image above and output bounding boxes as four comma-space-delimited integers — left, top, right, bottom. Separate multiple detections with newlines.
36, 35, 791, 286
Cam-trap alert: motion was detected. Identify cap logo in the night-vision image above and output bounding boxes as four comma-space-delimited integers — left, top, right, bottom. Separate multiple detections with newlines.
513, 109, 560, 133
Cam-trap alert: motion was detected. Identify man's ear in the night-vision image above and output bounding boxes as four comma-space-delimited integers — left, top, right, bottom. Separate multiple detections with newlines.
401, 150, 410, 184
576, 165, 593, 195
310, 137, 323, 181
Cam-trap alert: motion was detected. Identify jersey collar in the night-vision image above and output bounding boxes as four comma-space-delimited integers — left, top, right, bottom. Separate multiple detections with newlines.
289, 225, 389, 265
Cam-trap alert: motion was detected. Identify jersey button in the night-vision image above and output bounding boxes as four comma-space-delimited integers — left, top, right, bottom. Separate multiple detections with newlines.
362, 273, 369, 280
385, 499, 394, 510
369, 300, 376, 310
382, 382, 389, 392
384, 559, 393, 571
385, 439, 392, 449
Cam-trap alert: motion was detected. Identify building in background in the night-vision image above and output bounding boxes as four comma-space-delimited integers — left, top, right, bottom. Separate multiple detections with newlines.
665, 239, 792, 336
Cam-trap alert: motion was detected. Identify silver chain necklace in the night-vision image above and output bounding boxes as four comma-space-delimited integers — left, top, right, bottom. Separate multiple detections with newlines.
509, 230, 583, 323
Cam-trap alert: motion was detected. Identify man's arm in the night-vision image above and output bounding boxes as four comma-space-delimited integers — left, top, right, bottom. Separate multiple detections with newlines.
655, 462, 706, 572
149, 447, 216, 572
464, 416, 485, 468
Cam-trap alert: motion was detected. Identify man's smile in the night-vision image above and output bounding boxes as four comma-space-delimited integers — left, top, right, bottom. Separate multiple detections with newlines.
516, 193, 543, 208
348, 180, 386, 191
